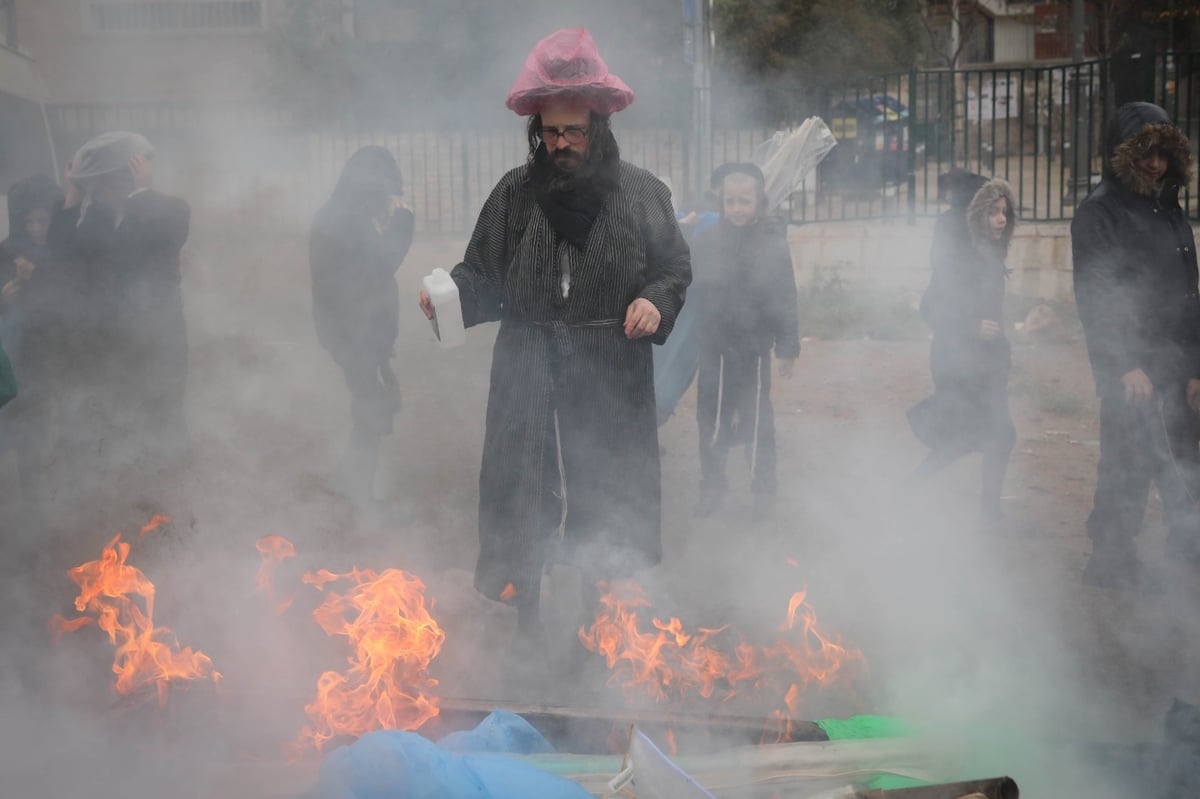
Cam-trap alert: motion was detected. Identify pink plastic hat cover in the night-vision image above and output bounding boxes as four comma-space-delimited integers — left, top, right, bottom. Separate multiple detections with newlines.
505, 28, 634, 116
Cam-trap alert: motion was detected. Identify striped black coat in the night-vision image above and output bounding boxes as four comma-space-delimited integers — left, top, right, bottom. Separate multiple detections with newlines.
451, 161, 692, 601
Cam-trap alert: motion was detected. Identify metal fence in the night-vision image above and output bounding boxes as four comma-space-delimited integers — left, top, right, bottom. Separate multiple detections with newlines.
33, 50, 1200, 233
773, 50, 1200, 224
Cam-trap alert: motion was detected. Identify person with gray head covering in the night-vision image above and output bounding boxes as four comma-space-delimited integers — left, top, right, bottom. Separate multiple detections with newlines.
69, 131, 154, 182
47, 130, 192, 496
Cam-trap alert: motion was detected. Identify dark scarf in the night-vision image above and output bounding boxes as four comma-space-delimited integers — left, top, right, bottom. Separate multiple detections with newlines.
529, 152, 619, 250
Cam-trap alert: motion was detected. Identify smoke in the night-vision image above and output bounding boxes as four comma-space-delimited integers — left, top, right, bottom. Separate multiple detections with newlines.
0, 3, 1194, 799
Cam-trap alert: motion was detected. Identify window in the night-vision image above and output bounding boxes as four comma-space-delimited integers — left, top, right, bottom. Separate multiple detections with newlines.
87, 1, 263, 33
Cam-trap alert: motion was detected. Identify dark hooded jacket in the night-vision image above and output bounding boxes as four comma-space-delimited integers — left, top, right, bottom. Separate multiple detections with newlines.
310, 146, 414, 390
909, 177, 1016, 453
691, 216, 800, 360
929, 170, 988, 294
1072, 102, 1200, 396
0, 176, 68, 386
47, 178, 191, 431
921, 176, 1016, 388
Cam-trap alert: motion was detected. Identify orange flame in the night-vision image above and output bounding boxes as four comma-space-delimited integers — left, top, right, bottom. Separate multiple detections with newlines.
578, 582, 733, 703
499, 583, 517, 602
255, 535, 297, 614
292, 567, 445, 755
50, 530, 220, 705
138, 514, 173, 539
579, 580, 864, 737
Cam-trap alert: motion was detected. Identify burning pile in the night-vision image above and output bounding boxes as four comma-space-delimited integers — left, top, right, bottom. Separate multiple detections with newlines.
50, 516, 222, 705
288, 564, 446, 754
578, 579, 864, 736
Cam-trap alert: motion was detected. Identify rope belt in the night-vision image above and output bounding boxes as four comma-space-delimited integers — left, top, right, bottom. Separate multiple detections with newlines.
511, 318, 624, 358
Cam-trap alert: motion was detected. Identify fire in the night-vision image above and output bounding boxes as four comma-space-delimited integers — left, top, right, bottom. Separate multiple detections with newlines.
292, 567, 445, 754
50, 529, 221, 706
579, 580, 864, 736
499, 582, 517, 601
578, 581, 732, 703
255, 535, 297, 614
138, 514, 172, 539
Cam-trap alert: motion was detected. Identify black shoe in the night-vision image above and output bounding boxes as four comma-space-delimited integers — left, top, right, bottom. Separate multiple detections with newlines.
693, 492, 723, 518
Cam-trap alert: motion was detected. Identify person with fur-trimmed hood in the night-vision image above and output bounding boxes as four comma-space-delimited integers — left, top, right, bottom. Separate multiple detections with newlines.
908, 174, 1017, 522
1072, 102, 1200, 590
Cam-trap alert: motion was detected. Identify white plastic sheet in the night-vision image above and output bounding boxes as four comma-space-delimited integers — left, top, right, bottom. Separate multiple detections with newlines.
753, 117, 838, 212
607, 727, 716, 799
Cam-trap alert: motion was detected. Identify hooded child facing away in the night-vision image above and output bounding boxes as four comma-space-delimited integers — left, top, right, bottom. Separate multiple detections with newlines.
691, 163, 800, 523
1072, 101, 1200, 591
909, 175, 1017, 523
310, 145, 415, 507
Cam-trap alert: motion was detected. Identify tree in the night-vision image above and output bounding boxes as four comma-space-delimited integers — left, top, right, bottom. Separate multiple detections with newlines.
713, 0, 924, 80
915, 0, 984, 69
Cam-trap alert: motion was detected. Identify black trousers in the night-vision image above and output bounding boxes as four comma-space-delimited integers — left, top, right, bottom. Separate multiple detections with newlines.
1087, 388, 1200, 554
696, 348, 777, 497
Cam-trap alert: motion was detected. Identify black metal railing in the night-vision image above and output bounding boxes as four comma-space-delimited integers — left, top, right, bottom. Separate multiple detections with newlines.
26, 51, 1200, 233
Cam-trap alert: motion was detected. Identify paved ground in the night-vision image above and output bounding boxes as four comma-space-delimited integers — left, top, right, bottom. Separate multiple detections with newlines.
1, 230, 1196, 798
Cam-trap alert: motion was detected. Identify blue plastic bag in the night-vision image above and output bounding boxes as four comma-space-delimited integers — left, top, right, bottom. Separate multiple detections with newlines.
317, 712, 590, 799
438, 710, 555, 755
653, 211, 719, 425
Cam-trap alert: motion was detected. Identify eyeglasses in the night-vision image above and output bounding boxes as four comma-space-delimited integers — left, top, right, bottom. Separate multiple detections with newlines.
538, 126, 589, 145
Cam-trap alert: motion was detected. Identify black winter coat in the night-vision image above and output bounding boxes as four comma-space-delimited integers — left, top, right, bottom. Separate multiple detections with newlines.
310, 205, 415, 384
1072, 102, 1200, 396
450, 161, 691, 601
910, 177, 1015, 453
48, 189, 191, 412
691, 218, 800, 359
921, 178, 1013, 391
0, 176, 68, 392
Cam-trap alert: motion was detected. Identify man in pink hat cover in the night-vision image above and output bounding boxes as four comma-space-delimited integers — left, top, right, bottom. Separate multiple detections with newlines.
421, 28, 691, 651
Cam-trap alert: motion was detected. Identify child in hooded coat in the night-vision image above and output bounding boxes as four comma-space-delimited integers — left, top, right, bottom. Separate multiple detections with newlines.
691, 163, 800, 522
908, 175, 1017, 521
310, 146, 415, 506
0, 175, 67, 529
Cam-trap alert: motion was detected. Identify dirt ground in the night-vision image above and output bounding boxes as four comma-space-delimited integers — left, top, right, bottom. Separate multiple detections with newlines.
3, 231, 1197, 798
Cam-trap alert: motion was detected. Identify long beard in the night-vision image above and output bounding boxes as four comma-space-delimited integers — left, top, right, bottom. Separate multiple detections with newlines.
531, 146, 603, 195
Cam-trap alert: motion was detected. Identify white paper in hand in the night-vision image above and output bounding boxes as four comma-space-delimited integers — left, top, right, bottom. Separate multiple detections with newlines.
422, 268, 466, 349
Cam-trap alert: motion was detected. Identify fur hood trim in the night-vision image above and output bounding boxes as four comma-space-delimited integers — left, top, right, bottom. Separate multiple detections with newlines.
967, 178, 1016, 257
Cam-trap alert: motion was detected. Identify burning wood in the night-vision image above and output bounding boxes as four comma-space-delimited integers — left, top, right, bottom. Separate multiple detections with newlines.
290, 566, 446, 756
578, 580, 865, 739
49, 524, 221, 706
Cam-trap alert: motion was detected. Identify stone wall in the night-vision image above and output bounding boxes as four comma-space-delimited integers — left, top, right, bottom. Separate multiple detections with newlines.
786, 219, 1200, 301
